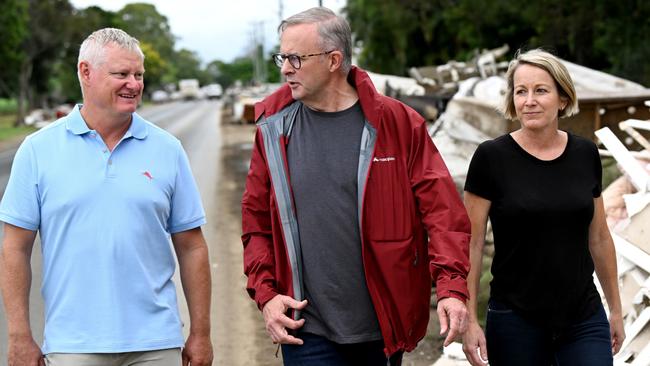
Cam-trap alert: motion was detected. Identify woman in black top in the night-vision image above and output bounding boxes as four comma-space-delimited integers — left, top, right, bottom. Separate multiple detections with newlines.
462, 49, 625, 366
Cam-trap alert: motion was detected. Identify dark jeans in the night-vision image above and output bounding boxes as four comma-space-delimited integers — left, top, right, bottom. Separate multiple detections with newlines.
281, 332, 403, 366
485, 299, 613, 366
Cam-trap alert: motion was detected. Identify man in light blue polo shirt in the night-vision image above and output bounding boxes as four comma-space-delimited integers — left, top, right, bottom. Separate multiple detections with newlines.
0, 28, 213, 366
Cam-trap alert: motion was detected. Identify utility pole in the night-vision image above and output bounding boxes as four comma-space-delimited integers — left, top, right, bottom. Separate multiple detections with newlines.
250, 21, 267, 85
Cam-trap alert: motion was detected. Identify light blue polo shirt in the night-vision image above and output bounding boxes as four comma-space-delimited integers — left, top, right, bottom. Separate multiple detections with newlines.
0, 105, 206, 353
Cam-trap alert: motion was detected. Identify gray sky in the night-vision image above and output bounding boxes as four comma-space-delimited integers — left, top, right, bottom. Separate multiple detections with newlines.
69, 0, 346, 64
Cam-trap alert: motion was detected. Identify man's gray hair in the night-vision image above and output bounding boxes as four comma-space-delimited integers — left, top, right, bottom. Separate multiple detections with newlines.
279, 7, 352, 75
78, 28, 144, 71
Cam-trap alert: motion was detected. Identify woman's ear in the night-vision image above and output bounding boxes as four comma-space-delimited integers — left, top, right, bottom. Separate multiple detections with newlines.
560, 97, 568, 112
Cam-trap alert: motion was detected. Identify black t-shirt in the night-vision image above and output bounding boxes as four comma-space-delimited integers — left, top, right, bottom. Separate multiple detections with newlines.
464, 132, 602, 330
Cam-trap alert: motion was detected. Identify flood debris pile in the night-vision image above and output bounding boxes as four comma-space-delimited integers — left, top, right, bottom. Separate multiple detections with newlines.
598, 120, 650, 366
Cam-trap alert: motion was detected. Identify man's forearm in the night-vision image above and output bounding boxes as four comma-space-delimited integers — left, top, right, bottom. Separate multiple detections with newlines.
178, 244, 212, 335
1, 245, 35, 338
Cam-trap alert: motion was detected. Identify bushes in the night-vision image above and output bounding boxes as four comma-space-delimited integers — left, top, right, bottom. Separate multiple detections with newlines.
0, 99, 17, 115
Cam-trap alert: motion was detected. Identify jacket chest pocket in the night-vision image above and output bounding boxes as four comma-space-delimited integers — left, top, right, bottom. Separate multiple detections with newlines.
364, 158, 415, 241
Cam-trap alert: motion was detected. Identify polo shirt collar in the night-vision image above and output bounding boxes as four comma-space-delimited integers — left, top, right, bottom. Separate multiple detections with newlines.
66, 104, 148, 140
128, 112, 148, 140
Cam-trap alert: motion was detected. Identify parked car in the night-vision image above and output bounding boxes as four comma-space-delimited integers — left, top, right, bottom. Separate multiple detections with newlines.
179, 79, 201, 100
151, 90, 170, 103
202, 83, 223, 100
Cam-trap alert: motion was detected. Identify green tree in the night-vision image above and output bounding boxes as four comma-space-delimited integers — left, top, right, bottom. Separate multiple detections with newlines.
173, 48, 205, 81
0, 0, 28, 98
17, 0, 75, 125
205, 58, 254, 88
595, 0, 650, 86
51, 6, 119, 104
344, 0, 650, 86
140, 42, 169, 93
114, 3, 180, 88
345, 0, 413, 74
116, 3, 176, 60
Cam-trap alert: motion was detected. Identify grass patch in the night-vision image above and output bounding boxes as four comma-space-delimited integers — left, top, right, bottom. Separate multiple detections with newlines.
0, 115, 37, 142
602, 157, 622, 189
477, 252, 494, 328
0, 99, 17, 115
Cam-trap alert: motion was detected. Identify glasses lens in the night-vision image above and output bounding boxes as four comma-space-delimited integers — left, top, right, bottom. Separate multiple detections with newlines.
288, 55, 301, 69
273, 54, 283, 68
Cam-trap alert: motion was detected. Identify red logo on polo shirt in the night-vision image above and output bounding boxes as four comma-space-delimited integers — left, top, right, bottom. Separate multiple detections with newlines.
142, 171, 153, 180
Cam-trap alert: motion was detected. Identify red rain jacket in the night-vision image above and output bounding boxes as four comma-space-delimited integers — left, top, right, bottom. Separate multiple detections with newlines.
242, 66, 470, 356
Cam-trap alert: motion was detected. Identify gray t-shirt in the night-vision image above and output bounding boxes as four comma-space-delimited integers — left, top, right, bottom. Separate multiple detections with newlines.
287, 101, 382, 344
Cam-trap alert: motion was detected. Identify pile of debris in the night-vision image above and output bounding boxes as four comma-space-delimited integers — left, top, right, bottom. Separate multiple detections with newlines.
598, 120, 650, 365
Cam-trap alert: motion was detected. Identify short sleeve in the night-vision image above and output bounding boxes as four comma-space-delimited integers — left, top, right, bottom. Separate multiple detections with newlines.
167, 142, 206, 233
0, 138, 41, 230
464, 141, 496, 201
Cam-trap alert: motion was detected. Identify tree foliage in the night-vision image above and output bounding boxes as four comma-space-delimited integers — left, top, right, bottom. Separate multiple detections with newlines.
115, 3, 176, 60
345, 0, 650, 85
205, 58, 255, 89
140, 42, 168, 93
14, 0, 75, 124
51, 6, 120, 104
173, 49, 205, 81
0, 0, 271, 118
0, 0, 28, 98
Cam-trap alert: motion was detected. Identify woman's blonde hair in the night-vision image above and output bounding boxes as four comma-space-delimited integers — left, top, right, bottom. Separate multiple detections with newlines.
501, 48, 578, 120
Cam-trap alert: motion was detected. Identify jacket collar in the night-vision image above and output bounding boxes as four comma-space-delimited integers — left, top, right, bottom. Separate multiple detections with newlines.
255, 66, 383, 129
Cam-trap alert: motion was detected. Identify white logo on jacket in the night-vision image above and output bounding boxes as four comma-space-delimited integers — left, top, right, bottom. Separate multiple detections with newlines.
373, 156, 396, 162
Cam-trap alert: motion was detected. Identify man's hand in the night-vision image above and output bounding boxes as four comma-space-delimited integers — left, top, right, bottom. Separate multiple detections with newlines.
437, 297, 468, 347
8, 335, 44, 366
262, 294, 308, 345
462, 321, 488, 365
182, 333, 213, 366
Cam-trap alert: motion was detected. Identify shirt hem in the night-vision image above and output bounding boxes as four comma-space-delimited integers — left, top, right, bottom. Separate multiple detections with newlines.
169, 217, 206, 234
302, 328, 383, 344
0, 213, 38, 231
42, 338, 184, 355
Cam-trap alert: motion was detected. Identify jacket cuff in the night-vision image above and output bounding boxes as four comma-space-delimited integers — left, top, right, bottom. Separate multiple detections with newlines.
255, 288, 279, 311
435, 275, 469, 302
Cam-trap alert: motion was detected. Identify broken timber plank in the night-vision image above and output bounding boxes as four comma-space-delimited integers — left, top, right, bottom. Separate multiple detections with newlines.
612, 234, 650, 274
619, 119, 650, 152
595, 127, 649, 192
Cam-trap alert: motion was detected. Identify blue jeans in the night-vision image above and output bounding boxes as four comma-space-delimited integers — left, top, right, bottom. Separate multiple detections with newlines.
281, 332, 403, 366
485, 299, 613, 366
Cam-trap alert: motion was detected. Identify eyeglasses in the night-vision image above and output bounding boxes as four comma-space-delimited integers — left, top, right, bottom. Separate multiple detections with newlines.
272, 50, 335, 69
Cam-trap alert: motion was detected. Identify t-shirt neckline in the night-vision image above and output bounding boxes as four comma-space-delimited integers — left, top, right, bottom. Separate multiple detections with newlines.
506, 131, 571, 165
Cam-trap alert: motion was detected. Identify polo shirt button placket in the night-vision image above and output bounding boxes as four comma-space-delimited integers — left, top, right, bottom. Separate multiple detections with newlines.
107, 155, 115, 177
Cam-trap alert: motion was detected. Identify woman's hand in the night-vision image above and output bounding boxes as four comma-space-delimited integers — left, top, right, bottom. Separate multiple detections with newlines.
462, 321, 489, 365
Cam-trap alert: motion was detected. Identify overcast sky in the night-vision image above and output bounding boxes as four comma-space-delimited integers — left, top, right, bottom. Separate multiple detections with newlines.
69, 0, 346, 64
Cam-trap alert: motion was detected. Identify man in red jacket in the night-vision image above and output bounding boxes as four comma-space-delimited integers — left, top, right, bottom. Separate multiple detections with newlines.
241, 7, 470, 365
